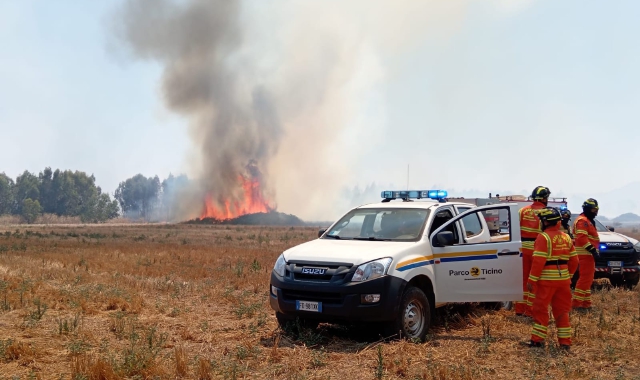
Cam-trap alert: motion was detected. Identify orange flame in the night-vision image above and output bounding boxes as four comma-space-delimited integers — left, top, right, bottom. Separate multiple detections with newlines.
201, 175, 273, 220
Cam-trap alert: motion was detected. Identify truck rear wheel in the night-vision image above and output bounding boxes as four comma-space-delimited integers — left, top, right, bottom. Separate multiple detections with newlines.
384, 286, 431, 342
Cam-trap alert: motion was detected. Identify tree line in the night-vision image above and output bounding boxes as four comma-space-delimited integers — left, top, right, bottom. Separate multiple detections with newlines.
0, 168, 190, 223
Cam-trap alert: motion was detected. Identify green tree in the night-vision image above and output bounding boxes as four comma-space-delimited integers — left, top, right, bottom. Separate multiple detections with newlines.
115, 174, 160, 220
80, 192, 120, 223
21, 198, 42, 224
0, 173, 14, 215
13, 171, 40, 215
38, 167, 55, 214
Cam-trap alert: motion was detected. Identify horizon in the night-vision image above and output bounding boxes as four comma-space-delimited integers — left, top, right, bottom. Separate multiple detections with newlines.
2, 1, 640, 221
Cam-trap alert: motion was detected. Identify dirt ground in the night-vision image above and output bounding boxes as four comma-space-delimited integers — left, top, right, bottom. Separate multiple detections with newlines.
0, 223, 639, 379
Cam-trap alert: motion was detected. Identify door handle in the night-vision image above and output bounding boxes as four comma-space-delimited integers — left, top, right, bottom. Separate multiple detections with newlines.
498, 250, 520, 256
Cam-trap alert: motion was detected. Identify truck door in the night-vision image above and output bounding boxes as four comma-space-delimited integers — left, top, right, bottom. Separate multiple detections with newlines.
454, 205, 490, 244
430, 204, 522, 303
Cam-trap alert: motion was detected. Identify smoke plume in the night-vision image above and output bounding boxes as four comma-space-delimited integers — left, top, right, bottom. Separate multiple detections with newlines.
113, 0, 523, 220
113, 0, 282, 218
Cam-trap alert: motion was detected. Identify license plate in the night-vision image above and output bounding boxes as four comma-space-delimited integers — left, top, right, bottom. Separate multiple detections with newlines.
296, 300, 322, 312
608, 261, 622, 267
301, 267, 327, 275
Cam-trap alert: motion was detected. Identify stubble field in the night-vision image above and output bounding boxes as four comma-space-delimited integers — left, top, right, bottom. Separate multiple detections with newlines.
0, 223, 639, 379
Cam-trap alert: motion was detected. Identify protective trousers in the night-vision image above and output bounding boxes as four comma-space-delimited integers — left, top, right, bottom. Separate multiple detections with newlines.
573, 255, 595, 308
531, 285, 572, 346
515, 249, 534, 315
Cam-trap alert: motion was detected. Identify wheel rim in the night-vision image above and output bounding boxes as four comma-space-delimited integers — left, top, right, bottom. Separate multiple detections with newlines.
403, 301, 425, 338
502, 301, 513, 310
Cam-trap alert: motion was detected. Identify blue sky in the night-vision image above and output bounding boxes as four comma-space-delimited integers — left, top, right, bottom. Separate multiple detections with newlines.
1, 0, 640, 219
0, 1, 189, 191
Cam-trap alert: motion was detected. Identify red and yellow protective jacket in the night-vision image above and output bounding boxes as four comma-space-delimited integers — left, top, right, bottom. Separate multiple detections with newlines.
573, 214, 600, 256
528, 224, 578, 287
519, 201, 546, 252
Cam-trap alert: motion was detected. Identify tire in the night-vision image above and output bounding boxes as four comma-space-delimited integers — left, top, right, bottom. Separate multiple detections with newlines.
501, 301, 514, 311
479, 301, 513, 310
384, 286, 431, 342
624, 274, 640, 290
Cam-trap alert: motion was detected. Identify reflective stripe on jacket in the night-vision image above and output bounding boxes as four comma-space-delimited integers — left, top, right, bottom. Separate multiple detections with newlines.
528, 225, 578, 286
573, 214, 600, 256
519, 201, 546, 250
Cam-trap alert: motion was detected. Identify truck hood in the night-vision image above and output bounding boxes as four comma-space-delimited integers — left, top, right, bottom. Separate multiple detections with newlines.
283, 239, 416, 266
598, 231, 638, 245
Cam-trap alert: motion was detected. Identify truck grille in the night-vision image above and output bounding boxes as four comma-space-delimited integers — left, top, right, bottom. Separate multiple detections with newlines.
596, 244, 637, 266
281, 289, 344, 305
285, 261, 353, 283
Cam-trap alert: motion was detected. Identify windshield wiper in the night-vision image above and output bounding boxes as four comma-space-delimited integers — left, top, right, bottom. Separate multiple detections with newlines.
353, 236, 391, 241
324, 234, 341, 239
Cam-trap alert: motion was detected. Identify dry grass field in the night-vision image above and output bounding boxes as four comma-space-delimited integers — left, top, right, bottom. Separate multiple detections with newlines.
0, 224, 639, 379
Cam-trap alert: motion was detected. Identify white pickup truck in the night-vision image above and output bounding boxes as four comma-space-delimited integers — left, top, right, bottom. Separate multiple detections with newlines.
269, 190, 524, 341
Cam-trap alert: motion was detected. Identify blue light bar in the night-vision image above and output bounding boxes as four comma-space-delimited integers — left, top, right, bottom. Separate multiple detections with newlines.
381, 190, 448, 200
600, 244, 607, 250
559, 205, 568, 210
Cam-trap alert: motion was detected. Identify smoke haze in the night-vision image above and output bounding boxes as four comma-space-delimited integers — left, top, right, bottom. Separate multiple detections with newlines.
113, 0, 530, 220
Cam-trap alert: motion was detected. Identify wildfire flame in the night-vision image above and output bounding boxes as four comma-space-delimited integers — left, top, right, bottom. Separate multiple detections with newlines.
201, 171, 273, 220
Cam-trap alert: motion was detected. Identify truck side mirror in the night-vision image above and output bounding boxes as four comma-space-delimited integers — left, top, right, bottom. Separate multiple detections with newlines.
433, 231, 455, 247
607, 226, 615, 232
318, 228, 327, 238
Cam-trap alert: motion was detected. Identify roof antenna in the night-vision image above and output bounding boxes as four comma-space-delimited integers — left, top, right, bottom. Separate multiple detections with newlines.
406, 164, 409, 190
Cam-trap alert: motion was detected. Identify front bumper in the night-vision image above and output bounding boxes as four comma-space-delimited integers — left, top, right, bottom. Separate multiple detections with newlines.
594, 265, 640, 277
269, 272, 407, 323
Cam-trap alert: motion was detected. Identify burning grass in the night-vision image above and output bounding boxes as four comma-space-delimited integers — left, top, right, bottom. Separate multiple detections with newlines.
0, 224, 639, 379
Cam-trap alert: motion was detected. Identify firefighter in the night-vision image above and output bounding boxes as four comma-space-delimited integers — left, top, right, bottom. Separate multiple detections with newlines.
560, 209, 573, 239
572, 198, 601, 310
515, 186, 550, 317
526, 207, 578, 349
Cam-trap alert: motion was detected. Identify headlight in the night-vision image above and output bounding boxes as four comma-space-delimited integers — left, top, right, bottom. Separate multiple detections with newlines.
273, 254, 287, 277
352, 258, 393, 282
634, 242, 640, 253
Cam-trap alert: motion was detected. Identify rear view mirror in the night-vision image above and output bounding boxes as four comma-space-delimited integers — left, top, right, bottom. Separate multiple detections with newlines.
434, 231, 455, 247
607, 226, 615, 232
318, 228, 327, 238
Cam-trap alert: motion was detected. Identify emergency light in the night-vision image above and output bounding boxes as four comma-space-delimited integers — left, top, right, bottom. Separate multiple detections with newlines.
559, 205, 568, 210
381, 190, 448, 201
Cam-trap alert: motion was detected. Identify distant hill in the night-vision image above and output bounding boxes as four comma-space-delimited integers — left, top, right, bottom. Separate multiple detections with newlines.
612, 213, 640, 223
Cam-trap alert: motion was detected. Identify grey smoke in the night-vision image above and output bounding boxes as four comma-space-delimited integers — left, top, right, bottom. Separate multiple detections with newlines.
114, 0, 281, 218
112, 0, 497, 221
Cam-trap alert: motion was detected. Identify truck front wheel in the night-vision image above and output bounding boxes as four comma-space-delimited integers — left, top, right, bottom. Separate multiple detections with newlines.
625, 274, 640, 290
385, 286, 431, 342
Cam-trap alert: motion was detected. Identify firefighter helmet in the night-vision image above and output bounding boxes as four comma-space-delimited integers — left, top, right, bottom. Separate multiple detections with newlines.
538, 207, 562, 224
582, 198, 599, 210
560, 209, 571, 220
531, 186, 551, 200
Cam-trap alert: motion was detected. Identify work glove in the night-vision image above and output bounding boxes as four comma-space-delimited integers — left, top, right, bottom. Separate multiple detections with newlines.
587, 246, 600, 258
526, 281, 537, 294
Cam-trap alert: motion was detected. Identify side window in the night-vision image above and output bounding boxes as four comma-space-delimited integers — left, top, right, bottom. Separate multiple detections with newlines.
429, 208, 458, 241
458, 207, 483, 237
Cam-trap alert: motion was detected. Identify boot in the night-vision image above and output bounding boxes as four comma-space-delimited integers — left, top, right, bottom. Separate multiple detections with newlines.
528, 340, 544, 348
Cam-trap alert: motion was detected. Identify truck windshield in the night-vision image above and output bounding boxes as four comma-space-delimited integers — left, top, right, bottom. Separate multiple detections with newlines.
324, 208, 430, 241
